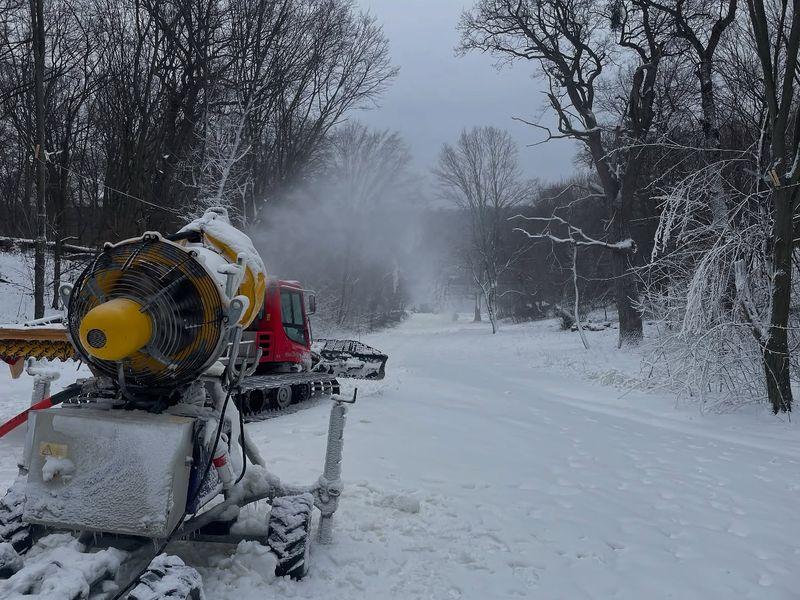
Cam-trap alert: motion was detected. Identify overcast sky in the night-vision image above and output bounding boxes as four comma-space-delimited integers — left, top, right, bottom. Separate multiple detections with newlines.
355, 0, 579, 194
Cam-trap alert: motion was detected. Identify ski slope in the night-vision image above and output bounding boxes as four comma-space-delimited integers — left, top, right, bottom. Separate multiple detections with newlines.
1, 313, 799, 599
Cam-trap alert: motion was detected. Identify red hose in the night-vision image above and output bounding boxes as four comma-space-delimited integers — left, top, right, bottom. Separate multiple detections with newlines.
0, 384, 80, 438
0, 397, 54, 438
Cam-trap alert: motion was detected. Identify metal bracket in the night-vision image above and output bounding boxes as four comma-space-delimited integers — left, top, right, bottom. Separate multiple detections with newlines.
59, 283, 73, 312
224, 326, 261, 388
333, 388, 358, 404
26, 359, 60, 405
223, 256, 245, 299
226, 295, 248, 326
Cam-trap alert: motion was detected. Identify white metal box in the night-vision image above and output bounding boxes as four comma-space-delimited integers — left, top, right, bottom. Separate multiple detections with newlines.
23, 406, 195, 538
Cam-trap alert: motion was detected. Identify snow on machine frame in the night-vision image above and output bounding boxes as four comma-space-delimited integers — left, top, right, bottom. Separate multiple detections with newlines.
0, 209, 355, 599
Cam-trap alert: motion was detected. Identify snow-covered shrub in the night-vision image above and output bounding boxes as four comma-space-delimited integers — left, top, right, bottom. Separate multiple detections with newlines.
554, 304, 575, 331
640, 171, 798, 410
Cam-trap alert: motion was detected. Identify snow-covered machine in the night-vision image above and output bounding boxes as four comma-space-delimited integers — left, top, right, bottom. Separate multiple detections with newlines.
0, 209, 361, 599
0, 225, 388, 422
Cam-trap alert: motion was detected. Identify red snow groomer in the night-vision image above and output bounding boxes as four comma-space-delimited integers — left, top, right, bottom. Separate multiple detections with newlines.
236, 279, 388, 417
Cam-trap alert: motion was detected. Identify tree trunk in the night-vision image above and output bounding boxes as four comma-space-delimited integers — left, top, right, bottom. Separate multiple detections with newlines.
745, 0, 800, 413
30, 0, 46, 319
763, 186, 795, 413
696, 58, 727, 226
482, 284, 497, 334
473, 291, 482, 322
587, 129, 643, 347
697, 63, 724, 222
573, 245, 589, 350
614, 253, 643, 347
612, 186, 643, 346
52, 235, 61, 309
697, 59, 720, 150
52, 119, 72, 310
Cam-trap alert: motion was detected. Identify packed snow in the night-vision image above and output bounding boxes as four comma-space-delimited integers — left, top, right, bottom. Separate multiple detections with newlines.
1, 314, 799, 598
1, 533, 126, 598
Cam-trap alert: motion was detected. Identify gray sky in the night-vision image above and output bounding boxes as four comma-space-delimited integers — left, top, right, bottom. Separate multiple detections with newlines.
355, 0, 579, 192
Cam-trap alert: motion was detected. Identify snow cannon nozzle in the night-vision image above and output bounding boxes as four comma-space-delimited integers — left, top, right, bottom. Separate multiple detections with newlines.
78, 297, 153, 361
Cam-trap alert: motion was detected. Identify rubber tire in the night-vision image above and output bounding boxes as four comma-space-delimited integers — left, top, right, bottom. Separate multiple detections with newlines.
270, 386, 292, 410
267, 493, 314, 580
0, 477, 34, 578
127, 554, 204, 600
292, 383, 312, 404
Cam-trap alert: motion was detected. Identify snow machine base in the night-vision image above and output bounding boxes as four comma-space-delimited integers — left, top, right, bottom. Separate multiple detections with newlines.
0, 477, 34, 567
0, 389, 354, 598
128, 554, 204, 600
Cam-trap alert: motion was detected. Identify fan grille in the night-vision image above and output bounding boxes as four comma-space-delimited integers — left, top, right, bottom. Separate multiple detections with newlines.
68, 237, 226, 391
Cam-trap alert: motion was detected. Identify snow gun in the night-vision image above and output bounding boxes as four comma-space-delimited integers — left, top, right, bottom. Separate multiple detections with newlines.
0, 208, 363, 598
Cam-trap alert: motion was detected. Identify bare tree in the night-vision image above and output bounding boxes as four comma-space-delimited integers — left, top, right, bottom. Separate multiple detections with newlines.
513, 213, 636, 347
644, 0, 737, 150
739, 0, 800, 413
435, 126, 532, 334
249, 1, 398, 219
460, 0, 669, 345
29, 0, 45, 317
641, 0, 738, 225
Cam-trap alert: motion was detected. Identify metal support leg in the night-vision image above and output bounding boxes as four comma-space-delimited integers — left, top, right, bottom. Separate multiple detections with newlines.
316, 401, 348, 544
19, 360, 59, 474
27, 359, 58, 407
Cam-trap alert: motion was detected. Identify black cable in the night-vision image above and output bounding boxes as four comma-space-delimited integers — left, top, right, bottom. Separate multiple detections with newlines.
234, 398, 247, 485
111, 385, 234, 600
43, 383, 82, 407
192, 386, 234, 500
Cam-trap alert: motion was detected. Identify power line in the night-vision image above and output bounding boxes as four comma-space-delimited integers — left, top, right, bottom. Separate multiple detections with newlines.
35, 153, 182, 216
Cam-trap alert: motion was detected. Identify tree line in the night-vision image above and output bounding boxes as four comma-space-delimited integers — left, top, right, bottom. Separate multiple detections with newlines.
437, 0, 800, 414
0, 0, 395, 313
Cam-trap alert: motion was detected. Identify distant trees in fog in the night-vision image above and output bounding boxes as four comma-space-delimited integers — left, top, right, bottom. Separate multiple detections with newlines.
256, 122, 417, 333
435, 126, 535, 333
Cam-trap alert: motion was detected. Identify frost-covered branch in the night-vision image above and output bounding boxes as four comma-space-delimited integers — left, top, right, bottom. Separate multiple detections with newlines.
511, 215, 636, 254
733, 259, 769, 342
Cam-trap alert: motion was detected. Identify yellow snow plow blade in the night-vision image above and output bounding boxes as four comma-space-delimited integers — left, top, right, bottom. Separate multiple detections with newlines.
0, 326, 76, 378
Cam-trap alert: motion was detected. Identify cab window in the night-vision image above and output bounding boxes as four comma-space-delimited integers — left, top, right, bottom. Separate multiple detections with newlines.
280, 288, 307, 345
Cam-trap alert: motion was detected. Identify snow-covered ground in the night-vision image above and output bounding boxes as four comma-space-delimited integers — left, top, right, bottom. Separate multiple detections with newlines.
1, 313, 799, 599
0, 251, 38, 323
